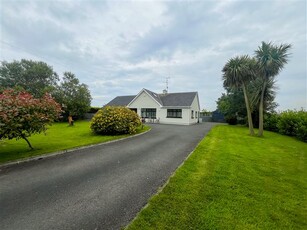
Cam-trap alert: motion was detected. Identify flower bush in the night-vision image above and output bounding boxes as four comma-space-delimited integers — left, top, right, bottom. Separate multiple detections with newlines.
0, 89, 62, 149
90, 106, 141, 135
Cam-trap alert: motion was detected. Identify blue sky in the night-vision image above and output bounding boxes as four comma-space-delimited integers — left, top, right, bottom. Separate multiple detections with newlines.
1, 0, 306, 111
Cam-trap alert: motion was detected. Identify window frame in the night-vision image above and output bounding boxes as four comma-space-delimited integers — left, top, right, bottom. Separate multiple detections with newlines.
167, 109, 182, 118
141, 108, 156, 119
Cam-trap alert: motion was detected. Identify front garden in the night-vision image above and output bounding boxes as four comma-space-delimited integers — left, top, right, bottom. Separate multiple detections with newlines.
127, 125, 307, 230
0, 121, 149, 164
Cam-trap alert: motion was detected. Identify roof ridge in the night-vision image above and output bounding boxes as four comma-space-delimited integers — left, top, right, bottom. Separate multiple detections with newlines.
159, 91, 197, 95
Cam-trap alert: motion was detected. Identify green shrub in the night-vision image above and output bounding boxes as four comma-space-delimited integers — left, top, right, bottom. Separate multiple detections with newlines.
264, 113, 279, 132
90, 106, 141, 135
277, 110, 300, 136
294, 110, 307, 142
277, 109, 307, 142
88, 106, 101, 113
225, 115, 237, 125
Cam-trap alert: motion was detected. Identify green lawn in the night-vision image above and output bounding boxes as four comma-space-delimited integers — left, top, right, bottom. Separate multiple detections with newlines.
0, 121, 150, 164
127, 125, 307, 230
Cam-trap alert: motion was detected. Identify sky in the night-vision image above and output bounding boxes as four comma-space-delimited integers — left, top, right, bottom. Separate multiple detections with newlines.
1, 0, 306, 111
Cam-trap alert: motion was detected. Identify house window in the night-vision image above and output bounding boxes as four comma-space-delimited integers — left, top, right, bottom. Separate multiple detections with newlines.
191, 110, 194, 119
195, 111, 198, 118
167, 109, 182, 118
141, 108, 156, 118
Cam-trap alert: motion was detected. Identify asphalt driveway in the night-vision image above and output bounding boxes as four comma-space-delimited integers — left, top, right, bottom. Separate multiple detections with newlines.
0, 123, 217, 230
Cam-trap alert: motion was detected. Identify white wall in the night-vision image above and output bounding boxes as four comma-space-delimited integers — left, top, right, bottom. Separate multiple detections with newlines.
158, 108, 195, 125
129, 91, 161, 118
187, 94, 200, 124
128, 90, 200, 125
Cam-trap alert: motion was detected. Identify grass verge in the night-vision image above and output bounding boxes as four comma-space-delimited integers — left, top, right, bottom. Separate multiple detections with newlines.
0, 121, 150, 164
126, 125, 307, 230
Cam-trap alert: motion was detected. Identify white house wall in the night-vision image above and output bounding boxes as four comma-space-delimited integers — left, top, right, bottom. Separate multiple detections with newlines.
128, 91, 161, 118
188, 94, 200, 124
128, 90, 200, 125
158, 108, 191, 125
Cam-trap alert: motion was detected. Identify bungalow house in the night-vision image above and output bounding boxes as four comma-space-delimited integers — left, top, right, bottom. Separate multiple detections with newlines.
106, 88, 200, 125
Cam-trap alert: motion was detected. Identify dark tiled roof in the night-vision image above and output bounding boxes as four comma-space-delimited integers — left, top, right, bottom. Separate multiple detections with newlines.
105, 95, 135, 106
143, 88, 163, 105
106, 90, 198, 107
159, 92, 197, 106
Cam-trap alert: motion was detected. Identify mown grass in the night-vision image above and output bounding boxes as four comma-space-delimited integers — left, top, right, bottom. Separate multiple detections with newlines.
127, 125, 307, 230
0, 121, 150, 164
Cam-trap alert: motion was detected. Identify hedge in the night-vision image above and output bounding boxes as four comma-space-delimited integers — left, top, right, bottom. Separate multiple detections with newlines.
264, 109, 307, 142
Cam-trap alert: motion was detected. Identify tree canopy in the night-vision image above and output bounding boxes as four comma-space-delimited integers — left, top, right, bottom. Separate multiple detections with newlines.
0, 59, 92, 119
0, 89, 62, 149
218, 41, 291, 136
53, 72, 92, 119
222, 55, 256, 135
0, 59, 59, 97
255, 42, 291, 136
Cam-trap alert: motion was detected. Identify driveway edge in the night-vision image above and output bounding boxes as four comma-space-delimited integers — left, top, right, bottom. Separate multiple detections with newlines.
124, 127, 211, 230
0, 127, 151, 170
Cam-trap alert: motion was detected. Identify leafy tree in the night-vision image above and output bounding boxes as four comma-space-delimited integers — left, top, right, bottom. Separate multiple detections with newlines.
53, 72, 92, 119
222, 55, 256, 135
0, 59, 59, 97
0, 89, 62, 149
255, 42, 291, 136
216, 88, 247, 124
217, 79, 278, 127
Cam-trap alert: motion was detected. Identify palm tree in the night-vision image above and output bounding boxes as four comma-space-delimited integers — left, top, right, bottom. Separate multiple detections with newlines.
255, 42, 291, 136
222, 55, 256, 135
249, 77, 278, 114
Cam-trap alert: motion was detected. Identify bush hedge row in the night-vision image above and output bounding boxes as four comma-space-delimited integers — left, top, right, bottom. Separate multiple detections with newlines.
91, 106, 141, 135
264, 109, 307, 142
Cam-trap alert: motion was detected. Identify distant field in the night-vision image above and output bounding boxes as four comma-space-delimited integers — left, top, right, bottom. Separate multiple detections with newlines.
0, 121, 150, 164
127, 125, 307, 230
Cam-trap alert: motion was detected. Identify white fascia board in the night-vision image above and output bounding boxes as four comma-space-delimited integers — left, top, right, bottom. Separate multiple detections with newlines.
195, 92, 200, 110
161, 106, 191, 109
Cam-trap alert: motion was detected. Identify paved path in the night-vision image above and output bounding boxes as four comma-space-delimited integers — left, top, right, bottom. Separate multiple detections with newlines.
0, 123, 217, 230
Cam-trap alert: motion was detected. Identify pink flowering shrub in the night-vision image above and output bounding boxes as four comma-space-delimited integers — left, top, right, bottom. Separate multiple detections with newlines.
0, 89, 62, 149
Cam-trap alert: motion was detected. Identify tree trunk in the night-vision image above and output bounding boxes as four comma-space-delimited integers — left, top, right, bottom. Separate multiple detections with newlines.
258, 79, 267, 137
21, 134, 34, 150
242, 83, 255, 135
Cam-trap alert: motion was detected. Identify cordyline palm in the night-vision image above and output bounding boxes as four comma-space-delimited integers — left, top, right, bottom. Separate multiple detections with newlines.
249, 77, 278, 114
222, 55, 256, 135
255, 42, 291, 136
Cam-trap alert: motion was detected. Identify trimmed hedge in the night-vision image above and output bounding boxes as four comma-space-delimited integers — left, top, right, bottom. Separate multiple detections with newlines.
90, 106, 141, 135
264, 110, 307, 142
88, 106, 101, 113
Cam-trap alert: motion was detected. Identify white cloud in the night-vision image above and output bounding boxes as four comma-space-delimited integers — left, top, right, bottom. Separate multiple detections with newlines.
0, 0, 306, 110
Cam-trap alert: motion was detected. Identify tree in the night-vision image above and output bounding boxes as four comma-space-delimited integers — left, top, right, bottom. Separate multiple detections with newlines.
216, 88, 247, 124
249, 77, 278, 114
0, 59, 59, 97
222, 55, 256, 135
0, 89, 62, 149
217, 78, 278, 127
53, 72, 92, 119
255, 42, 291, 136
